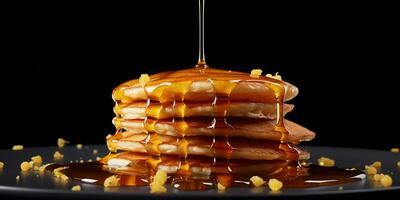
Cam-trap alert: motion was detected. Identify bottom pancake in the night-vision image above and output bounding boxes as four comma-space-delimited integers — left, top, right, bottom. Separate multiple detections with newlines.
107, 133, 309, 160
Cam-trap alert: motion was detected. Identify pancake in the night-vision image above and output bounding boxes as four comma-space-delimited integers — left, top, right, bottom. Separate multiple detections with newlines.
107, 133, 309, 161
113, 118, 315, 143
115, 101, 294, 120
113, 68, 298, 103
102, 152, 290, 176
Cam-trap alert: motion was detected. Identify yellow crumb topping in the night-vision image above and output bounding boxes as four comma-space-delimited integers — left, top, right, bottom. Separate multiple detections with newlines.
268, 178, 283, 191
153, 170, 168, 185
250, 176, 265, 187
391, 148, 399, 153
57, 138, 69, 148
139, 74, 150, 85
380, 175, 393, 187
365, 165, 377, 175
217, 182, 226, 191
53, 167, 69, 181
250, 69, 263, 78
0, 162, 4, 169
371, 161, 381, 168
150, 182, 167, 193
53, 151, 64, 160
20, 161, 31, 171
76, 144, 83, 149
93, 149, 98, 154
12, 145, 24, 151
104, 175, 120, 187
318, 157, 335, 167
38, 163, 51, 172
71, 185, 81, 191
31, 155, 43, 165
266, 72, 282, 81
373, 173, 384, 181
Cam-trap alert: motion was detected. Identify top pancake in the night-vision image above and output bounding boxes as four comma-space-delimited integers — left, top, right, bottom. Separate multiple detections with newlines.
113, 68, 299, 104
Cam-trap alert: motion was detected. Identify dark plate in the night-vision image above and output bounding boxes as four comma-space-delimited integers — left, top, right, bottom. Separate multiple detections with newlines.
0, 145, 399, 199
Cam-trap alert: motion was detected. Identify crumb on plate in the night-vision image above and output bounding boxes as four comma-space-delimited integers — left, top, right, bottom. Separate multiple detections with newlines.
250, 69, 262, 78
268, 178, 283, 191
104, 175, 120, 187
318, 157, 335, 167
250, 176, 265, 187
53, 151, 64, 160
12, 145, 24, 151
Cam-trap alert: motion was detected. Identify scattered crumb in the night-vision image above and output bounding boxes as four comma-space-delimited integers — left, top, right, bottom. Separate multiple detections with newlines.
20, 161, 31, 171
266, 72, 282, 80
79, 160, 84, 163
71, 185, 81, 191
53, 167, 69, 180
391, 148, 399, 153
93, 149, 98, 154
53, 151, 64, 160
365, 165, 377, 175
38, 163, 51, 172
373, 173, 384, 181
0, 162, 4, 169
12, 145, 24, 151
76, 144, 83, 149
16, 175, 20, 182
139, 74, 150, 85
96, 157, 102, 161
397, 161, 400, 167
338, 186, 343, 191
57, 138, 69, 148
88, 159, 93, 162
380, 175, 393, 187
150, 182, 167, 193
318, 157, 335, 167
104, 175, 120, 187
250, 69, 262, 78
31, 155, 43, 165
371, 161, 381, 168
150, 170, 168, 193
268, 179, 283, 191
250, 176, 265, 187
217, 182, 226, 191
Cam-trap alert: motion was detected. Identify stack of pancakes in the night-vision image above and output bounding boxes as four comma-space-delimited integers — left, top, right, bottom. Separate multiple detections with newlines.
104, 68, 315, 182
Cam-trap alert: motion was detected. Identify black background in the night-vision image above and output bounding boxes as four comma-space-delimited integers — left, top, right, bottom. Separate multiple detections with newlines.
3, 1, 399, 150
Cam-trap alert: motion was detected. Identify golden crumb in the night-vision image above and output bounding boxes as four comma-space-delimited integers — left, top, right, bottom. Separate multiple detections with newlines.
96, 157, 102, 161
139, 74, 150, 85
380, 175, 393, 187
371, 161, 381, 168
104, 175, 120, 187
12, 145, 24, 151
365, 165, 377, 175
57, 138, 69, 148
268, 178, 283, 191
373, 173, 384, 181
266, 72, 282, 80
76, 144, 83, 149
0, 162, 4, 169
250, 69, 262, 78
391, 148, 399, 153
38, 163, 51, 172
71, 185, 81, 191
79, 160, 84, 163
20, 161, 31, 171
31, 155, 43, 165
16, 175, 20, 182
88, 159, 93, 162
217, 182, 226, 191
150, 182, 167, 193
93, 149, 98, 154
318, 157, 335, 167
153, 170, 168, 185
53, 167, 69, 181
250, 176, 265, 187
53, 151, 64, 160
